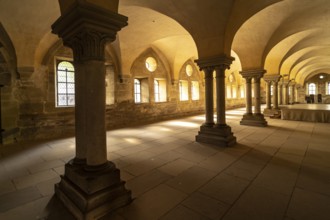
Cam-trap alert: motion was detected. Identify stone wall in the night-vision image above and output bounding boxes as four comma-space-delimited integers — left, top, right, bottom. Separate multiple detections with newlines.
1, 45, 247, 144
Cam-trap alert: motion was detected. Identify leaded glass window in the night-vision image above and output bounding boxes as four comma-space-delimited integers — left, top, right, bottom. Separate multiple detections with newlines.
56, 61, 75, 107
154, 80, 160, 102
134, 79, 141, 103
309, 83, 316, 95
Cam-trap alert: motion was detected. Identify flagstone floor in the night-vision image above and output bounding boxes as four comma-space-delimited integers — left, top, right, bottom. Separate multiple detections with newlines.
1, 107, 330, 220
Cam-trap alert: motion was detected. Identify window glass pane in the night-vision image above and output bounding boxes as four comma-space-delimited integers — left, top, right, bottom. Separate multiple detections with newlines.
67, 83, 75, 94
57, 71, 67, 82
179, 80, 189, 101
154, 80, 160, 102
56, 60, 75, 107
309, 83, 316, 95
67, 71, 74, 83
58, 83, 67, 93
58, 95, 67, 106
68, 95, 75, 106
191, 81, 199, 100
134, 79, 141, 103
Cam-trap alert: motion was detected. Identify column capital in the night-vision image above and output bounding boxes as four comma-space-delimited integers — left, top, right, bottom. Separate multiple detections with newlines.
240, 69, 266, 80
263, 74, 281, 83
195, 54, 234, 71
52, 1, 128, 61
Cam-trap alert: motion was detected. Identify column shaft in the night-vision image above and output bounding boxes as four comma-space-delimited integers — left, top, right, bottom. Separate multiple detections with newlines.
245, 78, 253, 114
254, 77, 261, 114
75, 61, 107, 166
266, 81, 271, 109
292, 85, 295, 104
279, 84, 283, 105
204, 68, 214, 126
215, 66, 226, 126
283, 85, 288, 104
273, 82, 279, 109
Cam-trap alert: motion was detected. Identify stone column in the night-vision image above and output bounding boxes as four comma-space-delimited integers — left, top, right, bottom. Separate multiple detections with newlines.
245, 77, 253, 115
215, 65, 227, 126
283, 83, 288, 104
203, 68, 215, 127
291, 83, 296, 104
279, 84, 283, 105
265, 81, 272, 109
195, 55, 236, 147
253, 75, 262, 114
240, 69, 267, 127
273, 81, 279, 109
52, 1, 131, 219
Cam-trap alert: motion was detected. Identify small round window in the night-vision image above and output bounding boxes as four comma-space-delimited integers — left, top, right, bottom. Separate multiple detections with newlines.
145, 57, 157, 72
186, 64, 193, 76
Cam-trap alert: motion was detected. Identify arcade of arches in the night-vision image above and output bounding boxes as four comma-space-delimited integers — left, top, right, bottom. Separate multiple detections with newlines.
1, 0, 330, 219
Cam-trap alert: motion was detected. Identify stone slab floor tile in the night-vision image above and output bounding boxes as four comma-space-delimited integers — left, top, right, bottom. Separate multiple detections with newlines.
28, 159, 64, 174
13, 169, 59, 190
199, 173, 250, 205
286, 188, 330, 220
126, 170, 172, 198
224, 149, 272, 181
36, 176, 61, 196
0, 196, 53, 220
158, 158, 195, 176
198, 151, 242, 173
0, 179, 16, 196
303, 147, 330, 168
121, 150, 157, 165
160, 205, 211, 220
296, 163, 330, 196
278, 139, 308, 157
166, 166, 217, 194
120, 184, 187, 220
182, 192, 229, 219
223, 185, 290, 220
259, 135, 287, 148
252, 152, 303, 196
123, 156, 168, 176
0, 186, 42, 213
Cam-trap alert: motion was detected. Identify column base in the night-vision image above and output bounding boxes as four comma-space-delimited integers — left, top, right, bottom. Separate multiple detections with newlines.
55, 160, 132, 220
195, 125, 236, 147
240, 113, 268, 127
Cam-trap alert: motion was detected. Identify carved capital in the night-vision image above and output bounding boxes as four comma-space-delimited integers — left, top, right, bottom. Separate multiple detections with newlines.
66, 30, 111, 61
195, 54, 234, 72
240, 69, 266, 80
52, 1, 128, 61
263, 74, 281, 83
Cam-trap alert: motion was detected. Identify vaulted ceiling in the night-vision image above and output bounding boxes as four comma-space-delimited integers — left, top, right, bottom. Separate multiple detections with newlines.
0, 0, 330, 85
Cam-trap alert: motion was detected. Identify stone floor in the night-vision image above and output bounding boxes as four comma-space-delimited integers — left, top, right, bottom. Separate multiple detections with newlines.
1, 107, 330, 220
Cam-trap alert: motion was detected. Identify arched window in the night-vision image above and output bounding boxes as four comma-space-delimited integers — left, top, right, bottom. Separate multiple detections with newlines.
154, 80, 160, 102
308, 83, 316, 95
56, 60, 75, 107
134, 79, 141, 103
191, 81, 200, 100
179, 80, 189, 101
